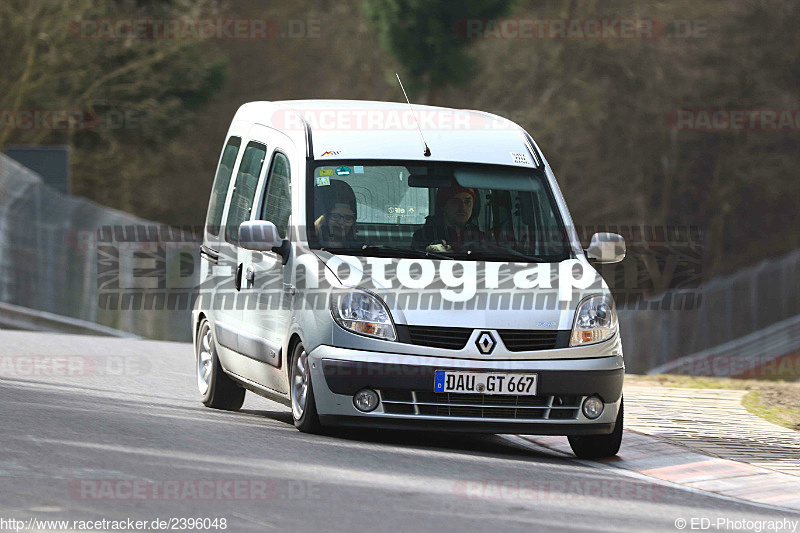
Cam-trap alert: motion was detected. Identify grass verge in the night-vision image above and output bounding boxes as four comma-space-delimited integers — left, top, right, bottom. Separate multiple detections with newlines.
625, 374, 800, 431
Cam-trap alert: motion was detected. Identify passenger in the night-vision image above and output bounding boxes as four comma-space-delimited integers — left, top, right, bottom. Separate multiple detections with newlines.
314, 179, 358, 247
412, 183, 484, 252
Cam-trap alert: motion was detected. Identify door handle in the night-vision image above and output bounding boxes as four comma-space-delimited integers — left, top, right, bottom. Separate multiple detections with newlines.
284, 283, 296, 295
235, 263, 243, 291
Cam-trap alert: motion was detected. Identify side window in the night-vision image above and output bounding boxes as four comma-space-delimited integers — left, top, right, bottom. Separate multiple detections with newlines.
225, 141, 267, 244
260, 152, 292, 238
205, 136, 241, 237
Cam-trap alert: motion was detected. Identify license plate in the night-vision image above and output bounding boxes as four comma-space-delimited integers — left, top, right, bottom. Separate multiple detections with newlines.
434, 371, 538, 395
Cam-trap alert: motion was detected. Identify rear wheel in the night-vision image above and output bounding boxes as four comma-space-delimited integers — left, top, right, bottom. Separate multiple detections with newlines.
568, 398, 623, 459
196, 318, 245, 411
290, 341, 321, 433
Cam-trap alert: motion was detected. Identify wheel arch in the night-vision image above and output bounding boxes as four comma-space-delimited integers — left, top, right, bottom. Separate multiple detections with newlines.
194, 312, 208, 348
286, 333, 303, 378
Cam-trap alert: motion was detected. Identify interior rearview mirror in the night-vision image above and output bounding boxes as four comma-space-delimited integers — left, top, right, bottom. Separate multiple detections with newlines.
408, 175, 453, 188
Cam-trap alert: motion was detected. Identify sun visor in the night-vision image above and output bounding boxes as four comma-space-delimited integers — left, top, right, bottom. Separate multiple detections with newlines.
454, 167, 546, 191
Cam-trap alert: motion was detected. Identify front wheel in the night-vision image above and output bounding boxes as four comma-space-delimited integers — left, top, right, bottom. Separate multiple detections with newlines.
196, 319, 245, 411
290, 341, 321, 433
568, 398, 623, 459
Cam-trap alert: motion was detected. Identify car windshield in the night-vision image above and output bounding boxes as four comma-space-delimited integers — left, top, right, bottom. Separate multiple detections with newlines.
308, 161, 572, 262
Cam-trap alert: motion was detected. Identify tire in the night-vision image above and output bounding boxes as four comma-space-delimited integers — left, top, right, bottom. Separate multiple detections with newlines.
290, 341, 321, 433
568, 398, 623, 459
196, 318, 245, 411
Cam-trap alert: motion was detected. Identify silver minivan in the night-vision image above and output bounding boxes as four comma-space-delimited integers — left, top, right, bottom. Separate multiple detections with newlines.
193, 100, 626, 458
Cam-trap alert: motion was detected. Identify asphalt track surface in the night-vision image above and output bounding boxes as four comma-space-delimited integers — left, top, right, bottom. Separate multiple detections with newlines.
1, 331, 798, 532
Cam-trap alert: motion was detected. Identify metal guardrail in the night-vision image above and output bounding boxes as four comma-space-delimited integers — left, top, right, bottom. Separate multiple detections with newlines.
648, 313, 800, 376
0, 301, 138, 338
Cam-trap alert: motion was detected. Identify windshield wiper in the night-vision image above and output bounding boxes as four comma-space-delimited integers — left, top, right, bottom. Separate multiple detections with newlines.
453, 248, 547, 263
319, 245, 547, 262
318, 245, 450, 259
359, 244, 454, 260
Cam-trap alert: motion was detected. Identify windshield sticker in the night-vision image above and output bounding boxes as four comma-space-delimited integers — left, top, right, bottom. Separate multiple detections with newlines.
318, 168, 333, 176
320, 150, 340, 157
510, 152, 530, 165
315, 176, 331, 187
354, 165, 364, 174
387, 206, 408, 215
335, 166, 351, 176
385, 205, 424, 219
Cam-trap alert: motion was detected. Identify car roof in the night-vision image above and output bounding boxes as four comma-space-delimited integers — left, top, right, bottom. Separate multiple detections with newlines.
232, 99, 539, 168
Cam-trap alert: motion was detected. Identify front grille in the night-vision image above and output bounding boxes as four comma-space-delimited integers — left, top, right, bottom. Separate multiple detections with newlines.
401, 326, 569, 352
497, 330, 566, 352
406, 325, 472, 350
378, 389, 582, 420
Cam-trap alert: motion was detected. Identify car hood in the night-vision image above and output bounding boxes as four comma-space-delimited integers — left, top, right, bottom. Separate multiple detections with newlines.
310, 250, 607, 331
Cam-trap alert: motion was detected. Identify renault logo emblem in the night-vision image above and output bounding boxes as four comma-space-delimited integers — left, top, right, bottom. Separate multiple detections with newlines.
476, 332, 496, 355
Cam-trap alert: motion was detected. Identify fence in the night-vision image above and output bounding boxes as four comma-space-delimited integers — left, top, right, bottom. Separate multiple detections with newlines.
619, 247, 800, 372
0, 153, 197, 341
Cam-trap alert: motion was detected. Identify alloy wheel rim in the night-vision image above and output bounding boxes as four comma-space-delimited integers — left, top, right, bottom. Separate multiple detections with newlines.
291, 350, 309, 420
197, 326, 213, 395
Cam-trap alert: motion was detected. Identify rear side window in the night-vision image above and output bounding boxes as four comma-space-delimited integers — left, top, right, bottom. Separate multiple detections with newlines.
205, 136, 241, 237
260, 152, 291, 238
225, 141, 267, 244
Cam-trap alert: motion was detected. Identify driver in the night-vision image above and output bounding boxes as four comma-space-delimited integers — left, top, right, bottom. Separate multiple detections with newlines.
411, 183, 484, 252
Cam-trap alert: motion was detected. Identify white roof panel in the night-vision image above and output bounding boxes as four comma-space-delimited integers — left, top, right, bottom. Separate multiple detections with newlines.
232, 100, 536, 167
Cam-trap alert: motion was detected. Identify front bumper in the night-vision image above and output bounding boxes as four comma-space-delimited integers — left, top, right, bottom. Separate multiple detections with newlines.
307, 345, 623, 435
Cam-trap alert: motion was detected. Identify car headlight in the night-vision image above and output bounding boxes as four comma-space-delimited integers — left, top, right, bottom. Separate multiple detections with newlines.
330, 288, 397, 341
570, 294, 618, 347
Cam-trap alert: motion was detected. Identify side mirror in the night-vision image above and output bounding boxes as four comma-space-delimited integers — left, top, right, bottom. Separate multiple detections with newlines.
238, 221, 290, 263
586, 232, 626, 264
